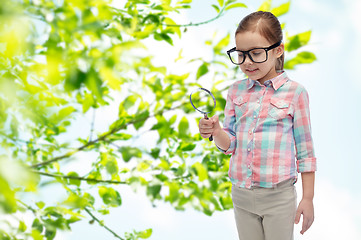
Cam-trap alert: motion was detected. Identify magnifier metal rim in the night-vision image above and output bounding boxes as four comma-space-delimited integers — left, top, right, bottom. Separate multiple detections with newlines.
189, 87, 216, 114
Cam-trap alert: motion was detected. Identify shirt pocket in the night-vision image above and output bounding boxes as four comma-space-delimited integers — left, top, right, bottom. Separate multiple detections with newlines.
233, 95, 249, 118
268, 98, 291, 119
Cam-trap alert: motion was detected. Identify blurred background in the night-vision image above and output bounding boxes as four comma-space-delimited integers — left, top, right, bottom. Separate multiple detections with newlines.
0, 0, 360, 240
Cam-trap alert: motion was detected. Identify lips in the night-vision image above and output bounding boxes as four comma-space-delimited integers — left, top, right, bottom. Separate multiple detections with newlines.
246, 68, 258, 74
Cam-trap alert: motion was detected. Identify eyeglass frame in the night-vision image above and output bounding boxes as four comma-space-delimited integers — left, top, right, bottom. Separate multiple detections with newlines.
226, 41, 282, 65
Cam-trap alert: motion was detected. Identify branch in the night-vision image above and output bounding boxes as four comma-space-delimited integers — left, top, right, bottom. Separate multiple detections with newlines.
32, 170, 127, 185
30, 103, 185, 168
162, 7, 225, 27
84, 207, 125, 240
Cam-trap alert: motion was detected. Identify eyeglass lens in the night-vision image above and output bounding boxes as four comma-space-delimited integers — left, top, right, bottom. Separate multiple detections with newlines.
229, 49, 267, 64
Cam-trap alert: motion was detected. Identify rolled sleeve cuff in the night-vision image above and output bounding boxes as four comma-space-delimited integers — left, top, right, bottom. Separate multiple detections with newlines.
217, 132, 236, 155
297, 157, 317, 173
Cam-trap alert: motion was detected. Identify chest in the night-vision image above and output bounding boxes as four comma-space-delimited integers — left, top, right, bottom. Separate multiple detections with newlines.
232, 86, 295, 122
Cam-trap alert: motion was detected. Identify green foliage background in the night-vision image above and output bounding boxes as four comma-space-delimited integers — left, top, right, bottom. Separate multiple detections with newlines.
0, 0, 315, 239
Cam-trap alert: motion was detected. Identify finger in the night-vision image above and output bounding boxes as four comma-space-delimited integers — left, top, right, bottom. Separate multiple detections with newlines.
294, 210, 302, 224
304, 217, 314, 234
199, 119, 213, 128
200, 133, 212, 139
300, 219, 307, 234
300, 216, 310, 235
200, 124, 213, 129
200, 128, 213, 135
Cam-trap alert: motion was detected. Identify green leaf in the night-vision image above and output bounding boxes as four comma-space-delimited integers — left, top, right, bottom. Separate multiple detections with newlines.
134, 109, 150, 130
258, 0, 271, 11
220, 195, 233, 209
150, 148, 161, 159
105, 158, 118, 175
155, 173, 168, 181
32, 218, 43, 233
31, 229, 43, 240
45, 228, 56, 239
217, 0, 224, 7
178, 142, 196, 151
123, 95, 138, 110
57, 106, 76, 122
154, 32, 173, 45
192, 162, 208, 181
36, 201, 45, 209
271, 1, 290, 17
196, 63, 209, 79
65, 69, 86, 91
81, 92, 95, 113
146, 184, 161, 199
165, 182, 180, 203
284, 51, 317, 69
107, 133, 133, 141
19, 220, 27, 232
211, 4, 220, 13
98, 186, 122, 207
225, 3, 247, 10
286, 30, 312, 52
67, 172, 81, 186
178, 116, 189, 138
138, 228, 153, 239
164, 17, 181, 37
119, 147, 142, 162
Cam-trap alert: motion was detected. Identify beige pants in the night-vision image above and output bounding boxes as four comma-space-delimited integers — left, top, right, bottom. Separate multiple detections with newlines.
232, 179, 297, 240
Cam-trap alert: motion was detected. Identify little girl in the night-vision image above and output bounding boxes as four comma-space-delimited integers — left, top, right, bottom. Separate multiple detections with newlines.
199, 11, 317, 240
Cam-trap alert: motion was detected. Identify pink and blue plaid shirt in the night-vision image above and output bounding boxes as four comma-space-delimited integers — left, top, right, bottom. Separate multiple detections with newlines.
220, 71, 316, 189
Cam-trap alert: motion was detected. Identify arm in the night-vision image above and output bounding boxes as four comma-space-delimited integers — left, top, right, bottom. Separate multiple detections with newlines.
295, 172, 315, 235
292, 89, 317, 234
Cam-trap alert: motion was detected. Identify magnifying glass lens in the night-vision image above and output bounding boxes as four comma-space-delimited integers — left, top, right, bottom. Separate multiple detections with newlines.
191, 90, 215, 113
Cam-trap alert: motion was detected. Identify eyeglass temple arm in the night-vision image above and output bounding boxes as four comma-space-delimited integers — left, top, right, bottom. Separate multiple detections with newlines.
227, 47, 236, 54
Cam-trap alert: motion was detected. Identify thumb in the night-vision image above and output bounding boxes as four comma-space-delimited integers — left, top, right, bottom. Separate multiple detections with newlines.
210, 115, 220, 127
295, 209, 302, 224
210, 115, 219, 124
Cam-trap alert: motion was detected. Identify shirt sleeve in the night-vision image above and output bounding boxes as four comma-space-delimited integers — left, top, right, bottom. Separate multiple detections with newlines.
293, 89, 317, 173
217, 88, 237, 155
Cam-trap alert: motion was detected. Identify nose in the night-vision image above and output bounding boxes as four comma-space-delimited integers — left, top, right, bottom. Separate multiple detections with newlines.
243, 53, 253, 65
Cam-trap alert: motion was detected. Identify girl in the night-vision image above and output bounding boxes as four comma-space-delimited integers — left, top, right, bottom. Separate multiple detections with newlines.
198, 11, 317, 240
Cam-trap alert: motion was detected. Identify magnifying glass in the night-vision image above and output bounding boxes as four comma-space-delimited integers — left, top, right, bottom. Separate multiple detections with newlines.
189, 87, 216, 141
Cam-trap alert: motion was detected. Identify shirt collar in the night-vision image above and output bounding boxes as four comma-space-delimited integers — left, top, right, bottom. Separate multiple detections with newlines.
247, 71, 289, 91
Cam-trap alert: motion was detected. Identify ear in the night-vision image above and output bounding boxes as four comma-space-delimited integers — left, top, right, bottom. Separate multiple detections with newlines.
276, 43, 284, 58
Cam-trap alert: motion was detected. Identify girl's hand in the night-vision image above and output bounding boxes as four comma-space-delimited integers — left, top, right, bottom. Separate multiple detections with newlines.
295, 198, 314, 235
198, 115, 222, 139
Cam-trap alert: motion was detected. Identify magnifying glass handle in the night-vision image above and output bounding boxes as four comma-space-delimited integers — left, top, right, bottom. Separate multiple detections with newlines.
204, 113, 213, 141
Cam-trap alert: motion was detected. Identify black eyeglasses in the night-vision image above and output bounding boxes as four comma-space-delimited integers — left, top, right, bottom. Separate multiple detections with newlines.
226, 41, 282, 65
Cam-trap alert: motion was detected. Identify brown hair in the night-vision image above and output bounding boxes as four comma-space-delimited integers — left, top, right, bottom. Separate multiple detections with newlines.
235, 11, 284, 71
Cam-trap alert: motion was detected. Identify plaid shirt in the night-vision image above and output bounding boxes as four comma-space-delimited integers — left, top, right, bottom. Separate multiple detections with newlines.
220, 71, 317, 189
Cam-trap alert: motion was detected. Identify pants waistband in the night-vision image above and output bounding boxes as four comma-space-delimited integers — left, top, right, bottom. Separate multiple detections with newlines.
250, 178, 295, 190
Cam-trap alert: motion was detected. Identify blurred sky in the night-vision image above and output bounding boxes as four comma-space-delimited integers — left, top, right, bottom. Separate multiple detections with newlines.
54, 0, 361, 239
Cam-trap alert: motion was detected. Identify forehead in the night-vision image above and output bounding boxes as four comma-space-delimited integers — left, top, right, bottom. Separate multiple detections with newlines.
235, 31, 271, 50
